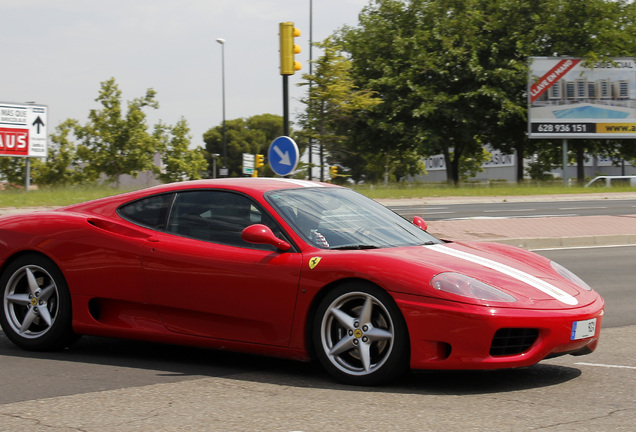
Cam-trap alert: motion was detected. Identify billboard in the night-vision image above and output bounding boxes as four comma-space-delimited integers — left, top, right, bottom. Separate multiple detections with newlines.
0, 102, 48, 157
424, 148, 515, 171
528, 57, 636, 139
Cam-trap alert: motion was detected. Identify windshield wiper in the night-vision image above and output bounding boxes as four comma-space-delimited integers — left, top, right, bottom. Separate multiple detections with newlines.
331, 244, 380, 250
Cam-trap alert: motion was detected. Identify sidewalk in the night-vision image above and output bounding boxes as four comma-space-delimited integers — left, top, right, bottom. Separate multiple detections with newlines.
427, 214, 636, 249
378, 191, 636, 249
2, 191, 636, 249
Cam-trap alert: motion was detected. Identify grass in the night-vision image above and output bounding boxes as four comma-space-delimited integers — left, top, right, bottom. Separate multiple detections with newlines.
1, 182, 634, 208
352, 181, 636, 200
0, 186, 138, 208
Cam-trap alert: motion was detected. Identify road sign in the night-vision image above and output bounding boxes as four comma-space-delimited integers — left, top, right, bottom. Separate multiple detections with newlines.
243, 153, 255, 175
268, 136, 299, 176
0, 102, 48, 157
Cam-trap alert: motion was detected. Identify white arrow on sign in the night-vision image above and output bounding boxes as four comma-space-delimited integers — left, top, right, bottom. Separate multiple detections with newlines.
273, 145, 291, 165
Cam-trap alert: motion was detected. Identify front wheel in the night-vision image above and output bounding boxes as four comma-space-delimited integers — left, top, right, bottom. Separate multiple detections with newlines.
0, 254, 76, 351
312, 283, 409, 385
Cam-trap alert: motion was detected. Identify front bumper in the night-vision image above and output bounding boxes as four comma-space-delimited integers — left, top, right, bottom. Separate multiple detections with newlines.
393, 292, 605, 370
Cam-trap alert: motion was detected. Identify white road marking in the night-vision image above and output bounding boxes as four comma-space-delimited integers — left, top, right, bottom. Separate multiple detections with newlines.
575, 362, 636, 370
531, 244, 636, 252
447, 214, 579, 220
483, 208, 536, 213
559, 206, 607, 210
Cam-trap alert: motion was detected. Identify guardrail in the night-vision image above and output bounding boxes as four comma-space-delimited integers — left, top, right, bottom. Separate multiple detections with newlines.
585, 175, 636, 187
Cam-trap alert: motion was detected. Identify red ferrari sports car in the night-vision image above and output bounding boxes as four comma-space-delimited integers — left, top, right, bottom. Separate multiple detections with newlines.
0, 178, 603, 385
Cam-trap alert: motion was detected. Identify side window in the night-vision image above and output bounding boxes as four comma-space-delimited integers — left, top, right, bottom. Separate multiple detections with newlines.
167, 190, 279, 249
118, 193, 174, 229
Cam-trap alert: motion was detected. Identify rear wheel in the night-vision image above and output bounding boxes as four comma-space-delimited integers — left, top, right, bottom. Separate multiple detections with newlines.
313, 282, 409, 385
0, 254, 76, 351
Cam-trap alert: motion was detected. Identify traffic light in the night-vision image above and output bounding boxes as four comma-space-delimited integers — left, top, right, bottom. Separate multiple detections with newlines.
255, 154, 265, 168
330, 165, 338, 179
279, 22, 301, 75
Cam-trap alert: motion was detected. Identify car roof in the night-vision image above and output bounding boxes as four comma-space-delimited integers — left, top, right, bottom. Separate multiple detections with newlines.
154, 178, 337, 195
59, 178, 339, 216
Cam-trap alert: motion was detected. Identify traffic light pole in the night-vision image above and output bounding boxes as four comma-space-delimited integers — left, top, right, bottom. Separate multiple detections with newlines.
279, 21, 300, 138
283, 75, 290, 137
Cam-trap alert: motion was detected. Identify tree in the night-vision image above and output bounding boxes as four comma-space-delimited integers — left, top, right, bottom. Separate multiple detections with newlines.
203, 114, 284, 177
297, 37, 382, 182
340, 0, 503, 184
521, 0, 636, 184
32, 119, 86, 186
155, 118, 207, 183
32, 78, 204, 187
338, 0, 636, 184
75, 78, 163, 186
0, 157, 26, 186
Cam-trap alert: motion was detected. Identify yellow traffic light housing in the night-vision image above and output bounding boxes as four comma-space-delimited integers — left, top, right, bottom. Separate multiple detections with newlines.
330, 165, 338, 179
255, 154, 265, 168
279, 22, 301, 75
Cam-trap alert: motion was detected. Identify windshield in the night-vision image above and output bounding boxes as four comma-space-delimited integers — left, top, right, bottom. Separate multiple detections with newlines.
265, 187, 443, 249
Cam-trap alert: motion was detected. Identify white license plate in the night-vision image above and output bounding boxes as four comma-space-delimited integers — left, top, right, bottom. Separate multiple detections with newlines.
571, 318, 597, 340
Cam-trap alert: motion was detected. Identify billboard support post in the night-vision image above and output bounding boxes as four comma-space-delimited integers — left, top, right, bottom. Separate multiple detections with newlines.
25, 157, 30, 191
562, 139, 568, 185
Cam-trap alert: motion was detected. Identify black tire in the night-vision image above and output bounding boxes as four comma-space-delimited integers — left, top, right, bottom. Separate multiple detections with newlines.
312, 282, 409, 385
0, 254, 76, 351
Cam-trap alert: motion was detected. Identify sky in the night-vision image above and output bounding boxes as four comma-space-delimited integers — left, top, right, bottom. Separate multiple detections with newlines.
1, 0, 369, 149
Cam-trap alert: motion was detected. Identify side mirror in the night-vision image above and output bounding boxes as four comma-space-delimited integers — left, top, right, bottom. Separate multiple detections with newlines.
412, 216, 427, 231
242, 224, 291, 251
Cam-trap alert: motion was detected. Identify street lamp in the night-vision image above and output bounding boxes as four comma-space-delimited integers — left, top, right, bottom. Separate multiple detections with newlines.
216, 37, 227, 176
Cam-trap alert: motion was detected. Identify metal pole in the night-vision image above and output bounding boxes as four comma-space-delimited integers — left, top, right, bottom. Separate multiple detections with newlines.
562, 139, 568, 186
308, 0, 313, 180
216, 38, 227, 176
211, 153, 219, 178
283, 75, 289, 136
25, 157, 30, 191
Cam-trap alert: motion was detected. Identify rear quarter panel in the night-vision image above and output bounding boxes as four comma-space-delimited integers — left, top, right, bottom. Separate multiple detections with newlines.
0, 212, 150, 304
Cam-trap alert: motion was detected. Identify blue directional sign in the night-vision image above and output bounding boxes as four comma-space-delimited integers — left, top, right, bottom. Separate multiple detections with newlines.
268, 136, 299, 176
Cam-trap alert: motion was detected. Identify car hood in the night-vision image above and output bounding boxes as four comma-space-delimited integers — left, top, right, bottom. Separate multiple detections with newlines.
354, 241, 598, 309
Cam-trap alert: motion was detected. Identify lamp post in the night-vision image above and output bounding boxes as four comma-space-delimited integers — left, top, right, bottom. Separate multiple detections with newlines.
308, 0, 313, 181
216, 37, 228, 176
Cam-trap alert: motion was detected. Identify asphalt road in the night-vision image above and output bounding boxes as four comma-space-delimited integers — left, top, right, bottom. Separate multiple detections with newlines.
0, 245, 634, 431
0, 325, 634, 431
1, 196, 635, 431
535, 245, 636, 329
387, 198, 636, 221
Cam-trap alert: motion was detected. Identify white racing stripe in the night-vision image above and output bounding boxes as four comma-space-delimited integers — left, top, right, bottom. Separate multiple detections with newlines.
269, 178, 325, 188
424, 244, 578, 305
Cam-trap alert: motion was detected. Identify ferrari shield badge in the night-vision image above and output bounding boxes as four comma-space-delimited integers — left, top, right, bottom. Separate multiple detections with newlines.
309, 257, 322, 269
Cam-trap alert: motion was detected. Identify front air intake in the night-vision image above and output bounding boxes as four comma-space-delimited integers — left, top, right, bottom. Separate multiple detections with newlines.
490, 328, 539, 356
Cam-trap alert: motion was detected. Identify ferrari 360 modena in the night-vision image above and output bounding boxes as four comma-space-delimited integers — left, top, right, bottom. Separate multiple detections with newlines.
0, 178, 603, 385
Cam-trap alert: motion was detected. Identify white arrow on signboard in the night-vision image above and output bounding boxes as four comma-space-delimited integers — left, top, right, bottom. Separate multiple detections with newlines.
273, 145, 291, 165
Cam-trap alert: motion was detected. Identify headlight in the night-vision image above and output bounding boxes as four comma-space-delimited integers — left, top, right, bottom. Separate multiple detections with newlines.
430, 272, 517, 302
551, 261, 592, 291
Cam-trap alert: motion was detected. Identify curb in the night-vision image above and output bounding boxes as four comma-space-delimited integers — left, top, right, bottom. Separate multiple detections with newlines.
479, 234, 636, 250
